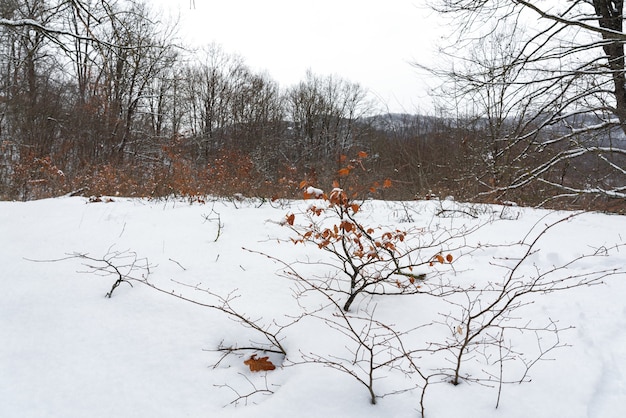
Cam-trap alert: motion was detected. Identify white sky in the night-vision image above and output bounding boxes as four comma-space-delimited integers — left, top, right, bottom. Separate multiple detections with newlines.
154, 0, 444, 113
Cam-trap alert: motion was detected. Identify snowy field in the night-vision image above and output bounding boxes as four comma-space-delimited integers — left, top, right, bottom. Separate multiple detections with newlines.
1, 196, 625, 417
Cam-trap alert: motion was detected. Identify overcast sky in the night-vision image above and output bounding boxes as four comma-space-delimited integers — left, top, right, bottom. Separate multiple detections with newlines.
154, 0, 444, 113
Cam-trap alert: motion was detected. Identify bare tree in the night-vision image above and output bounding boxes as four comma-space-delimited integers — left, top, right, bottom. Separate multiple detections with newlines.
0, 0, 182, 198
0, 0, 142, 49
93, 1, 176, 159
424, 0, 626, 207
180, 44, 248, 159
285, 70, 373, 165
0, 0, 63, 148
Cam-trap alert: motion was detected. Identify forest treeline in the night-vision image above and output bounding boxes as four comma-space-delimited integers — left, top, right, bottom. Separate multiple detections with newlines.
1, 1, 624, 212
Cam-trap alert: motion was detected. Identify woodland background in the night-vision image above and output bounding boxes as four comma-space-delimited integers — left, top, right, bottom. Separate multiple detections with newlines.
1, 0, 625, 213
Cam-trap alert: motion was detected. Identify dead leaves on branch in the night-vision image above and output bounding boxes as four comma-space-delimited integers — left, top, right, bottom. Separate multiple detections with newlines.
300, 151, 391, 206
283, 150, 457, 308
329, 187, 349, 206
430, 253, 454, 266
287, 198, 456, 271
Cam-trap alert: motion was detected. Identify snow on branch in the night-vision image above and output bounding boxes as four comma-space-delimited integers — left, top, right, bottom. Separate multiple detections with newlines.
0, 17, 150, 50
516, 0, 626, 41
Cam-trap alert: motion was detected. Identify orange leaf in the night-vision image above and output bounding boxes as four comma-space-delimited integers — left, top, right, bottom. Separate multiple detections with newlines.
358, 151, 368, 158
286, 213, 295, 226
338, 167, 351, 177
435, 254, 445, 264
299, 180, 308, 189
339, 154, 348, 162
329, 188, 347, 206
350, 203, 360, 213
383, 179, 392, 188
446, 254, 454, 263
244, 354, 276, 372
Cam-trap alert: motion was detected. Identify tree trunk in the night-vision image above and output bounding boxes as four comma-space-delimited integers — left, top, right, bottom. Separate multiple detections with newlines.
594, 0, 626, 134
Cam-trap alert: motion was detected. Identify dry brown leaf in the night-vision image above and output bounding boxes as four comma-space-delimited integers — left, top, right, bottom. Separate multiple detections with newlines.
244, 354, 276, 372
338, 167, 351, 177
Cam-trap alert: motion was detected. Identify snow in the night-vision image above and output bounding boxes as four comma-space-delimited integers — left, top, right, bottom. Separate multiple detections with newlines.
305, 186, 324, 198
1, 196, 625, 417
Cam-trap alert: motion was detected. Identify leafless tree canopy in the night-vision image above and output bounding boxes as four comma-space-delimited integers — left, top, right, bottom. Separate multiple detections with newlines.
423, 0, 626, 205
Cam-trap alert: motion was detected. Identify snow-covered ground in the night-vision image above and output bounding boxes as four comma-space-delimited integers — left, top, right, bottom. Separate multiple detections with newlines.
1, 196, 625, 417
